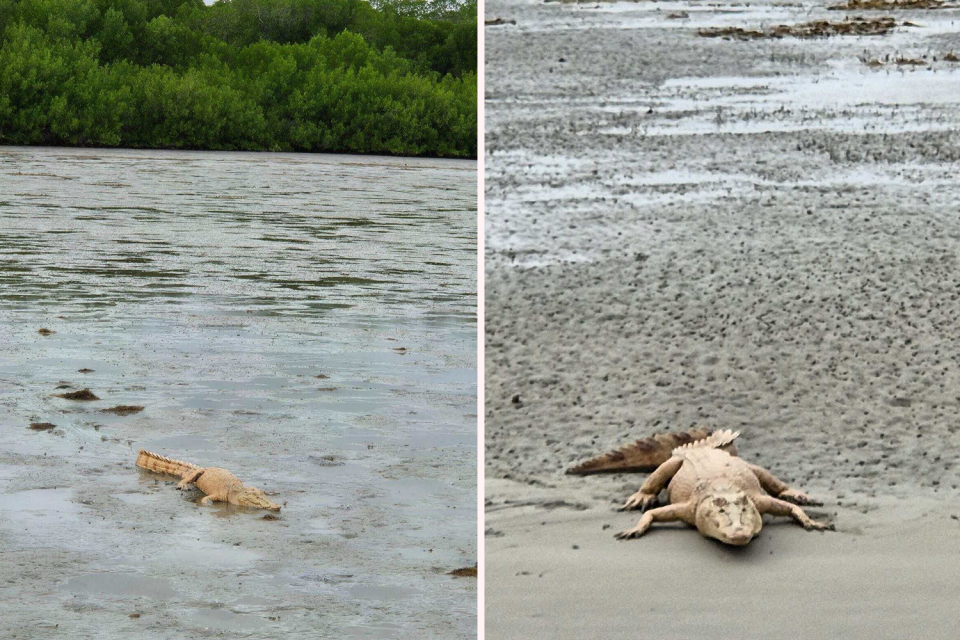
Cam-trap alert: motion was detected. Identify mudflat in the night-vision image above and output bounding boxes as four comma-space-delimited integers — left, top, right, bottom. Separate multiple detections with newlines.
484, 0, 960, 635
0, 147, 478, 638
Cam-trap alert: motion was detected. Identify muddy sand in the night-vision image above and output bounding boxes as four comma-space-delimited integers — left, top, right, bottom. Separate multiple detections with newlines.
485, 0, 960, 636
0, 147, 477, 638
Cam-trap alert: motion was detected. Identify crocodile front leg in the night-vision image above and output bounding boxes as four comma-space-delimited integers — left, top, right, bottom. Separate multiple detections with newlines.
748, 464, 822, 506
620, 457, 683, 511
615, 502, 692, 540
752, 495, 833, 531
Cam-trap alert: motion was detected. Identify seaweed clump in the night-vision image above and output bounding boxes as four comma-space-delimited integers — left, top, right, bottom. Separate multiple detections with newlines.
55, 388, 99, 401
102, 405, 144, 416
830, 0, 953, 9
698, 17, 906, 39
449, 564, 478, 577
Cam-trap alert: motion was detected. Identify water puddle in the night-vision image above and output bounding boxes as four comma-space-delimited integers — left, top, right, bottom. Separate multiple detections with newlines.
341, 623, 404, 638
348, 584, 418, 600
64, 573, 177, 599
0, 488, 81, 527
188, 608, 269, 631
115, 492, 161, 506
141, 435, 217, 452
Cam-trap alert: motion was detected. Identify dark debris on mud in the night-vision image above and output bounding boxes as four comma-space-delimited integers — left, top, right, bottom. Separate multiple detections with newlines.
55, 388, 99, 401
486, 17, 517, 25
310, 454, 345, 467
449, 564, 478, 577
102, 405, 144, 416
830, 0, 954, 8
863, 51, 960, 67
698, 17, 906, 39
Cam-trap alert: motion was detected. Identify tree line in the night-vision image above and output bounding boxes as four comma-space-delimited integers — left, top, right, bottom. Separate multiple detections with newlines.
0, 0, 477, 157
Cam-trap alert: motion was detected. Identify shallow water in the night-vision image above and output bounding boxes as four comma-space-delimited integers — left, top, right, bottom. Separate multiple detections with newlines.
0, 146, 477, 638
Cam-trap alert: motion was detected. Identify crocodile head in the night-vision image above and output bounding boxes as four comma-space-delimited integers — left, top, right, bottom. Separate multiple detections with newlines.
694, 489, 761, 546
231, 485, 281, 511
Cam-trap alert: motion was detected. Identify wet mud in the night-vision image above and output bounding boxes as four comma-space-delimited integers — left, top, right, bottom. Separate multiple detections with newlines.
0, 147, 477, 639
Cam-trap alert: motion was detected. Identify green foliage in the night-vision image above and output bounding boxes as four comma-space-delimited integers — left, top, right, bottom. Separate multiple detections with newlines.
0, 0, 476, 157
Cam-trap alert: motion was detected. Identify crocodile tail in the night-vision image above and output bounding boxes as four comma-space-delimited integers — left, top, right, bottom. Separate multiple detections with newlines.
672, 429, 740, 457
136, 449, 200, 478
566, 427, 711, 475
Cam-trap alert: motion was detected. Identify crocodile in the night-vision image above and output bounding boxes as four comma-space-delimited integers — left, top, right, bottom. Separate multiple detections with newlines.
568, 429, 832, 545
136, 450, 281, 511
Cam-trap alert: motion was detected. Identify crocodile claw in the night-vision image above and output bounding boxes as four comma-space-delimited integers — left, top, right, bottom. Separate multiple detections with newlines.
618, 492, 656, 512
614, 525, 650, 540
779, 489, 822, 507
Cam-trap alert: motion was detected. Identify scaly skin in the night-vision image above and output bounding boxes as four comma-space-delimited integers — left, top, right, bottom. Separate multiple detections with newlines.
569, 429, 831, 545
136, 450, 280, 511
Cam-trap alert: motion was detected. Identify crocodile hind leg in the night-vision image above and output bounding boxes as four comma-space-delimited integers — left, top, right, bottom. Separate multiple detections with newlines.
177, 469, 204, 490
752, 495, 833, 531
619, 457, 683, 511
748, 464, 822, 506
615, 502, 691, 540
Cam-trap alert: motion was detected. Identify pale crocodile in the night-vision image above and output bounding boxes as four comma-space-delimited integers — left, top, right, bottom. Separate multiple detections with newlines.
568, 429, 832, 545
136, 450, 281, 511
